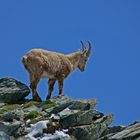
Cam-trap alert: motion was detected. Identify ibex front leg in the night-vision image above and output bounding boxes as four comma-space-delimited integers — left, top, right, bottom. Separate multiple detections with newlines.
58, 79, 64, 98
46, 79, 56, 99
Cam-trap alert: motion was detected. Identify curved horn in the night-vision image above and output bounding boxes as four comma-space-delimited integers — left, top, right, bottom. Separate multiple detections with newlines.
87, 41, 92, 57
80, 40, 86, 52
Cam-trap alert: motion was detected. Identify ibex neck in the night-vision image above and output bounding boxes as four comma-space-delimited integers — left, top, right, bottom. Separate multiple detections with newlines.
66, 51, 82, 71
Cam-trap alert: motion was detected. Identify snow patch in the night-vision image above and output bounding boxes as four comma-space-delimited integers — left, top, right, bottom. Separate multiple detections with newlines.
25, 120, 49, 139
25, 120, 70, 140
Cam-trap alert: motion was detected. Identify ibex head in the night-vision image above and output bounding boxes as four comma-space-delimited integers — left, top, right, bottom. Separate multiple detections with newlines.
78, 41, 92, 72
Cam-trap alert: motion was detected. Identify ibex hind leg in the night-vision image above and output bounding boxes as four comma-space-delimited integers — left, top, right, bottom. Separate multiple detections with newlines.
29, 74, 42, 102
46, 79, 56, 100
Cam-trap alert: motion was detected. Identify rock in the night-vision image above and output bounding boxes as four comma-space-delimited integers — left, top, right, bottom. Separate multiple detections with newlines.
94, 113, 113, 125
0, 131, 10, 140
0, 103, 6, 107
0, 121, 21, 136
102, 121, 140, 140
0, 78, 30, 104
58, 108, 73, 118
68, 101, 91, 111
49, 101, 74, 115
69, 114, 113, 140
98, 126, 125, 140
50, 114, 60, 121
1, 112, 16, 122
1, 109, 24, 122
60, 110, 95, 129
50, 96, 72, 105
24, 105, 41, 113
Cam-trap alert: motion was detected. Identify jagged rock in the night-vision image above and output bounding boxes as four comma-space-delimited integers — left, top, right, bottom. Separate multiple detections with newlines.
68, 101, 91, 110
60, 110, 96, 129
49, 101, 74, 115
98, 126, 125, 139
0, 131, 10, 140
0, 78, 30, 103
0, 121, 21, 136
94, 114, 113, 125
69, 114, 113, 140
99, 121, 140, 140
58, 108, 73, 118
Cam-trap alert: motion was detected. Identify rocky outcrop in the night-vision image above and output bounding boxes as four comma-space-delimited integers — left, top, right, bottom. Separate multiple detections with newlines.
98, 121, 140, 140
0, 78, 30, 103
0, 78, 140, 140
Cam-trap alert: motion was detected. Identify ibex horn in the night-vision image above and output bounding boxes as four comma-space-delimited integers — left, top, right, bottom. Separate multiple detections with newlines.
80, 40, 86, 52
87, 41, 92, 56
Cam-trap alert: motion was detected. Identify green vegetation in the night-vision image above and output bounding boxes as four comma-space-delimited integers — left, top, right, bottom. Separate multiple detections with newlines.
24, 101, 40, 108
25, 111, 39, 119
5, 104, 19, 111
42, 103, 56, 110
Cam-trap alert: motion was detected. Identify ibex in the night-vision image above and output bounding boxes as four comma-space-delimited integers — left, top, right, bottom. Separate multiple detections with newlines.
22, 41, 91, 101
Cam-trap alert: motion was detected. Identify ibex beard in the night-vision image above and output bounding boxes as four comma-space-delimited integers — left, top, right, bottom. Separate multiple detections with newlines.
22, 41, 92, 101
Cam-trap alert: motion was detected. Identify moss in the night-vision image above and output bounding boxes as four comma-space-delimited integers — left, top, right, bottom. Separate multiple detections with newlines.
5, 104, 19, 111
25, 111, 39, 119
24, 101, 39, 108
0, 109, 5, 114
42, 103, 56, 110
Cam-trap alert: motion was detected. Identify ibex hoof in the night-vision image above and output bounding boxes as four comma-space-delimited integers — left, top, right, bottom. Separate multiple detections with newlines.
58, 94, 63, 98
46, 96, 51, 100
33, 97, 42, 102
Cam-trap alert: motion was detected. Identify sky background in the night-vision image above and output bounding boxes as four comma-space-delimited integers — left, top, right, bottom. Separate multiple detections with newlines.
0, 0, 140, 126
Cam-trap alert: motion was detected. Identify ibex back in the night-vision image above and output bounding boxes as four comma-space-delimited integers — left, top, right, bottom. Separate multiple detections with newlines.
22, 41, 92, 101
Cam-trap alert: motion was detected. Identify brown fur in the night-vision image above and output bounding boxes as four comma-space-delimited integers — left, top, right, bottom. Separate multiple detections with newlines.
22, 41, 91, 101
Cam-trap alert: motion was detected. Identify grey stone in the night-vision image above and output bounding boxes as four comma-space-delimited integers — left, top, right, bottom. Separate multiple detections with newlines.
0, 121, 21, 136
50, 101, 73, 115
1, 112, 16, 122
24, 105, 41, 113
0, 103, 6, 107
69, 114, 113, 140
68, 101, 91, 111
50, 96, 72, 105
108, 121, 140, 140
60, 110, 95, 129
0, 131, 10, 140
0, 78, 30, 104
58, 108, 73, 118
1, 109, 24, 122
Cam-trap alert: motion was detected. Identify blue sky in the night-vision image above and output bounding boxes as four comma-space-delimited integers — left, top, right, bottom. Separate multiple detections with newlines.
0, 0, 140, 126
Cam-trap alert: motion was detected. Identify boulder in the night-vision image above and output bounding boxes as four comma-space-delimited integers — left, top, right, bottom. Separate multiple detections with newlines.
60, 110, 96, 129
0, 131, 10, 140
0, 121, 21, 136
1, 109, 24, 122
99, 121, 140, 140
0, 78, 30, 103
68, 101, 91, 111
69, 114, 113, 140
